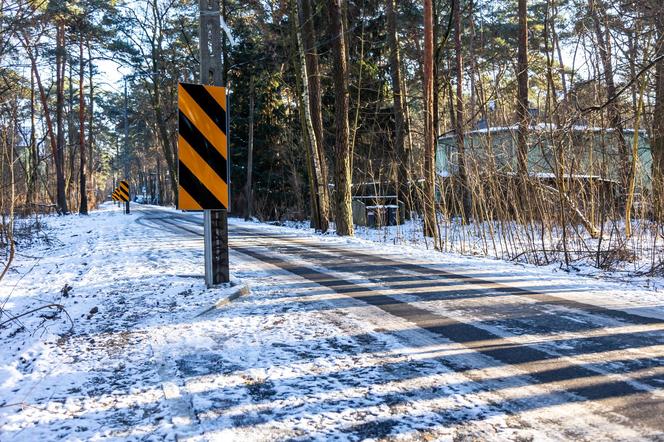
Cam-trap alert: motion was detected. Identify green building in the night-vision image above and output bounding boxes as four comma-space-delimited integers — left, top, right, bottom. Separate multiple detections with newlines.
436, 125, 652, 188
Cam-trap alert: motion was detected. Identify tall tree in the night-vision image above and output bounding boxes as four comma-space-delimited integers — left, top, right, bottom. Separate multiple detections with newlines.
588, 0, 629, 194
20, 31, 57, 207
244, 75, 254, 221
86, 40, 95, 207
297, 0, 329, 232
301, 0, 330, 227
423, 0, 438, 242
114, 0, 183, 205
386, 0, 411, 213
516, 0, 529, 177
454, 0, 471, 219
27, 59, 38, 206
54, 20, 68, 214
653, 1, 664, 221
78, 31, 88, 215
328, 0, 353, 236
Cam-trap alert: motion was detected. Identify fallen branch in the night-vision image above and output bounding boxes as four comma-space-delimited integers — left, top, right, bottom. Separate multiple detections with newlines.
0, 303, 73, 333
509, 249, 599, 261
538, 183, 601, 239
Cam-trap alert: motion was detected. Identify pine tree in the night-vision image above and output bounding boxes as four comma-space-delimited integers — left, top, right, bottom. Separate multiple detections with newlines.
328, 0, 354, 236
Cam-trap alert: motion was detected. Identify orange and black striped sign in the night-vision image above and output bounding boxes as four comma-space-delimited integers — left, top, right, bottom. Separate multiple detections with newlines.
116, 180, 130, 202
177, 82, 229, 210
110, 181, 129, 202
112, 189, 121, 201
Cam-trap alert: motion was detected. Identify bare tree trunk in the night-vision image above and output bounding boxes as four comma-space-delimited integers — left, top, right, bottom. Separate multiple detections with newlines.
301, 0, 330, 206
627, 30, 638, 109
55, 23, 69, 214
349, 1, 365, 170
67, 53, 76, 204
87, 40, 95, 207
653, 14, 664, 222
551, 1, 567, 97
286, 0, 318, 226
152, 87, 178, 205
454, 0, 471, 220
447, 72, 456, 130
402, 65, 414, 172
0, 100, 16, 282
423, 0, 438, 243
21, 33, 56, 206
432, 1, 440, 138
141, 0, 177, 206
292, 0, 330, 232
468, 0, 478, 126
328, 0, 354, 236
244, 76, 254, 221
156, 158, 162, 204
589, 0, 629, 195
386, 0, 411, 213
298, 0, 330, 231
78, 36, 88, 214
516, 0, 529, 177
625, 81, 646, 238
27, 66, 38, 206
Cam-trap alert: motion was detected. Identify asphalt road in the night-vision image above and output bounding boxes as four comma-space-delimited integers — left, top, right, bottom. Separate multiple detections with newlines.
137, 207, 664, 439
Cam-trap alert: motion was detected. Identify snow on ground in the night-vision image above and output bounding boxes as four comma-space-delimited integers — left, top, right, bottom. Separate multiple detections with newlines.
0, 204, 662, 440
278, 216, 664, 294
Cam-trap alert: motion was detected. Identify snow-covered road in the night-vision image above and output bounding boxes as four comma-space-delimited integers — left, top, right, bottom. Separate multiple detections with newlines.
2, 204, 664, 441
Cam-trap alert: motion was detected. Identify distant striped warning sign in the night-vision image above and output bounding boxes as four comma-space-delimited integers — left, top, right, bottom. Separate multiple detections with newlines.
110, 181, 129, 202
177, 82, 229, 210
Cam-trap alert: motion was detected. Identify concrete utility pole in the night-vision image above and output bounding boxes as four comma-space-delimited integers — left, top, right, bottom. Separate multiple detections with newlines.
123, 77, 130, 214
115, 143, 120, 207
200, 0, 230, 286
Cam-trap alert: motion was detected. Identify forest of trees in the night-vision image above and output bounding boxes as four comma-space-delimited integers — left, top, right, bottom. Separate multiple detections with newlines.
1, 0, 663, 272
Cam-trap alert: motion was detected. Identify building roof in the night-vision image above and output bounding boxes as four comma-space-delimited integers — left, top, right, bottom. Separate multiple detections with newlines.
438, 123, 648, 141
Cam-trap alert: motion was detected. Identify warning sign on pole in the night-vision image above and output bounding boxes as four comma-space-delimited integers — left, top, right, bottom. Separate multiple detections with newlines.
111, 180, 131, 213
117, 180, 130, 202
177, 82, 229, 210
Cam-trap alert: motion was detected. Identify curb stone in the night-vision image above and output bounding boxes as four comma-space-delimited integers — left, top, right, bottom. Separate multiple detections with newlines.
193, 282, 250, 317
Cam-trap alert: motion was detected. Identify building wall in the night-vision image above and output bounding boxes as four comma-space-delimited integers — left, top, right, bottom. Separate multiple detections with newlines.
437, 128, 652, 188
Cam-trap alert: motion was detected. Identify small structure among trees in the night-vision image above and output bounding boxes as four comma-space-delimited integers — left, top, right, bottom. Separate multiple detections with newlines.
435, 125, 654, 239
438, 125, 652, 185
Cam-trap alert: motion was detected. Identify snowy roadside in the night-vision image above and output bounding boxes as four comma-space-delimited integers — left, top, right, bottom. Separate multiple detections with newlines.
0, 204, 545, 441
266, 218, 664, 312
1, 204, 663, 441
275, 217, 664, 293
0, 204, 229, 440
